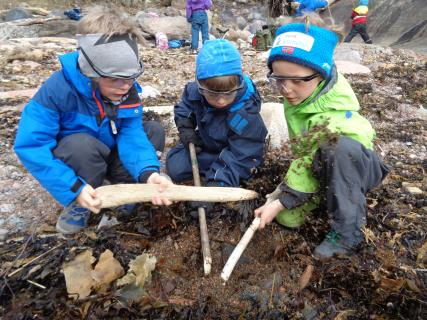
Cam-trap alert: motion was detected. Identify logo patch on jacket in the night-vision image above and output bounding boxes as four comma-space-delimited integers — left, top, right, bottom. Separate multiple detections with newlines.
229, 114, 248, 135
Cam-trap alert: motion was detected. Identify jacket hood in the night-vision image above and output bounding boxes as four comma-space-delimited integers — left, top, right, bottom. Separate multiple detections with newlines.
59, 51, 93, 98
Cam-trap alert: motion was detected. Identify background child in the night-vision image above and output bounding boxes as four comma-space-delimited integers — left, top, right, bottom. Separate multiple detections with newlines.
344, 0, 372, 44
186, 0, 212, 54
14, 6, 172, 235
255, 14, 389, 259
166, 39, 267, 210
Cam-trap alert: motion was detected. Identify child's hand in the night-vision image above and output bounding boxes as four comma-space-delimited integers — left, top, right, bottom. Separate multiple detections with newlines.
76, 184, 102, 213
254, 199, 284, 229
147, 172, 173, 206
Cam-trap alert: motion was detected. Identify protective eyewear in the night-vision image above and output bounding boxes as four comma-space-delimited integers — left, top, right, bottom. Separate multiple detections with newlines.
102, 77, 136, 88
267, 72, 320, 86
196, 79, 244, 99
79, 46, 144, 79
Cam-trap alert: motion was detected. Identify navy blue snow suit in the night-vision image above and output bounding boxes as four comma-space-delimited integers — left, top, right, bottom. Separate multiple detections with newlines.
166, 75, 268, 187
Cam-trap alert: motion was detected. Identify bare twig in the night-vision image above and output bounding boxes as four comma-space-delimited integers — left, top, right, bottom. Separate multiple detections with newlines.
189, 143, 212, 276
7, 243, 64, 278
27, 279, 47, 290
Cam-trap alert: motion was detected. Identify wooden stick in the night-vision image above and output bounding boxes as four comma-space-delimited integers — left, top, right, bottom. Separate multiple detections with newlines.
95, 184, 258, 209
7, 243, 64, 277
27, 279, 47, 289
189, 143, 212, 276
221, 217, 261, 282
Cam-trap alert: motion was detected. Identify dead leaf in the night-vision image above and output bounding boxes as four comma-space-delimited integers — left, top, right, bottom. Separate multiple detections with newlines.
334, 310, 356, 320
298, 264, 314, 291
379, 277, 404, 293
168, 296, 195, 307
416, 240, 427, 266
92, 249, 124, 288
62, 250, 96, 300
117, 253, 157, 288
405, 279, 421, 293
376, 247, 397, 269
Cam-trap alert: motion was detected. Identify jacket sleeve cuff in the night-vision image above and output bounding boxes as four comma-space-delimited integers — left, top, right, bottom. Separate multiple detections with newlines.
138, 168, 159, 183
278, 184, 312, 209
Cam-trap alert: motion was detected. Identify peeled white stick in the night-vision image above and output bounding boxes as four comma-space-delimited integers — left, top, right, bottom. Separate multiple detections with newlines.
95, 184, 258, 209
221, 217, 261, 282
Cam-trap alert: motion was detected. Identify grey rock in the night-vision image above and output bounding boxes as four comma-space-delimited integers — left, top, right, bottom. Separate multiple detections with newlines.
5, 8, 32, 22
0, 228, 8, 242
0, 203, 15, 213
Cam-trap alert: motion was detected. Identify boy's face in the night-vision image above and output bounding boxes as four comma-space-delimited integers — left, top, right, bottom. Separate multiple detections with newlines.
97, 77, 135, 101
271, 60, 322, 106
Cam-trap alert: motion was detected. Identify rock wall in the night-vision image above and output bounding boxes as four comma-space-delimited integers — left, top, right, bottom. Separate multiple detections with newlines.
329, 0, 427, 54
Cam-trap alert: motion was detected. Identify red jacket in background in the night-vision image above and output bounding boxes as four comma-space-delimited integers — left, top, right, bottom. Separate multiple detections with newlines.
351, 5, 369, 26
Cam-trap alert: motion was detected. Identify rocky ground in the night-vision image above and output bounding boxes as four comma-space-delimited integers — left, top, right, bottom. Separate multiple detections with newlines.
0, 20, 426, 320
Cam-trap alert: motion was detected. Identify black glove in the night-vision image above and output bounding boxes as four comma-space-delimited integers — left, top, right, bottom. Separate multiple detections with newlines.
278, 183, 312, 209
176, 118, 203, 152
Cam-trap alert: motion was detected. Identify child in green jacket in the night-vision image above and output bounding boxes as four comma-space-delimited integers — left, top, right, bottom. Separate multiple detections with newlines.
255, 14, 389, 259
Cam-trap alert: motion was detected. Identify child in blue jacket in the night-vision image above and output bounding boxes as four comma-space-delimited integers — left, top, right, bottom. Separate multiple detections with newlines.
166, 39, 268, 210
14, 7, 172, 235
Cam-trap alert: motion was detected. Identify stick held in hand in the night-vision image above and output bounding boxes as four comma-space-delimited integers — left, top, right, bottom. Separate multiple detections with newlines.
221, 217, 261, 282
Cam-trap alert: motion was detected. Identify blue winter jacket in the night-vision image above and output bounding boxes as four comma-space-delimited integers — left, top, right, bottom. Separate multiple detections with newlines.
14, 51, 159, 206
174, 75, 267, 186
295, 0, 328, 16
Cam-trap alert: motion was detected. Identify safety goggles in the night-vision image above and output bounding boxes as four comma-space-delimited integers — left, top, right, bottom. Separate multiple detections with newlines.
196, 79, 244, 99
101, 77, 136, 89
267, 72, 320, 87
79, 46, 144, 80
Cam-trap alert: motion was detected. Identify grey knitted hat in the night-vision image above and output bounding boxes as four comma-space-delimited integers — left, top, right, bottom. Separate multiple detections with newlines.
77, 33, 144, 79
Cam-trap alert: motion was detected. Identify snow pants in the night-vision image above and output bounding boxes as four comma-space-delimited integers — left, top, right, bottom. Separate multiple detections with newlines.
53, 120, 165, 188
166, 143, 221, 185
344, 23, 373, 44
278, 136, 389, 244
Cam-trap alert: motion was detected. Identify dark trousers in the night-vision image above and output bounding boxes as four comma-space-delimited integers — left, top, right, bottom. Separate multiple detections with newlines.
344, 23, 372, 44
166, 143, 218, 183
313, 137, 389, 243
53, 120, 165, 188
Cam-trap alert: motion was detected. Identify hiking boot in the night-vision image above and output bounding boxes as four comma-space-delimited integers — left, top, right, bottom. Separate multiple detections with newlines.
313, 230, 359, 259
56, 202, 91, 235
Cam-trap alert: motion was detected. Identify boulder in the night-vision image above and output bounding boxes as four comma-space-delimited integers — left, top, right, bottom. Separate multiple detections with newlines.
0, 18, 77, 40
335, 60, 371, 75
138, 14, 190, 40
171, 0, 186, 10
334, 45, 362, 64
5, 8, 32, 22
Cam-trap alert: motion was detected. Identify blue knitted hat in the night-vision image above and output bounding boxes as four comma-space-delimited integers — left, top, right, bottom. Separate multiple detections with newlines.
359, 0, 369, 5
196, 39, 243, 80
267, 23, 339, 79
